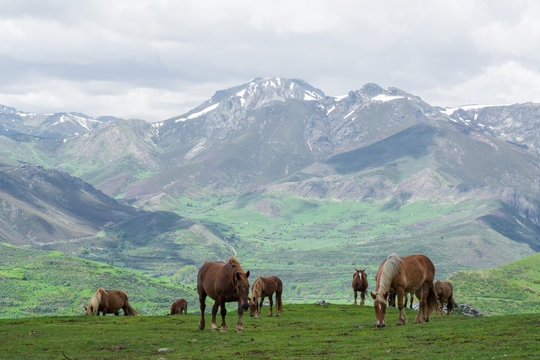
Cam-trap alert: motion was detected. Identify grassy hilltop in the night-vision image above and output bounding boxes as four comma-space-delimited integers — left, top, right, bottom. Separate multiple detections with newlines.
0, 304, 538, 359
0, 244, 196, 318
449, 252, 540, 315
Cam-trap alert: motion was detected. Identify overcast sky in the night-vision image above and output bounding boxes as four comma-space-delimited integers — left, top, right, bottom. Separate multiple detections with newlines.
1, 0, 539, 121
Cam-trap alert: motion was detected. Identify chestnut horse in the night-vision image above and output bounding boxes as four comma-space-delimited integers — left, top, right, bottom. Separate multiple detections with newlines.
197, 258, 250, 332
85, 288, 137, 316
352, 269, 368, 306
435, 280, 456, 316
370, 253, 438, 327
249, 276, 283, 317
170, 298, 188, 315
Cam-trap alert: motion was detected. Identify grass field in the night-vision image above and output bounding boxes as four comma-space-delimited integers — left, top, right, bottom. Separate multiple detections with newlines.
0, 304, 538, 359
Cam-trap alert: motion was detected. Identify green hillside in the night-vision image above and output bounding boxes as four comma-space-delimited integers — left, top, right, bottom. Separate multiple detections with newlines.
448, 252, 540, 315
0, 244, 196, 318
0, 304, 538, 359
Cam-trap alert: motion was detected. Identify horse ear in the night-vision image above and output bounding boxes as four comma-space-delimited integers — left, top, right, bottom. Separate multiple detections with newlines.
370, 292, 377, 300
246, 271, 250, 278
355, 269, 359, 272
361, 269, 365, 273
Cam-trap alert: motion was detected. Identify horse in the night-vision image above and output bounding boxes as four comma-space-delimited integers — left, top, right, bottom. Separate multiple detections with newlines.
435, 280, 456, 316
85, 288, 137, 316
370, 253, 438, 327
170, 298, 188, 315
197, 257, 250, 332
249, 276, 283, 317
352, 269, 368, 306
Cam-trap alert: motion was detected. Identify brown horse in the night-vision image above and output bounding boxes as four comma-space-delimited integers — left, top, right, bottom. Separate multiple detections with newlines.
435, 280, 456, 316
170, 298, 188, 315
197, 257, 250, 332
249, 276, 283, 317
370, 253, 438, 327
85, 288, 137, 316
352, 269, 368, 306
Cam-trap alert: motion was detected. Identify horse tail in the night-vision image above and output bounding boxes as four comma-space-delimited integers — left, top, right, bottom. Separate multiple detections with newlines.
276, 279, 283, 313
448, 294, 457, 314
425, 283, 438, 316
123, 302, 138, 316
377, 253, 402, 304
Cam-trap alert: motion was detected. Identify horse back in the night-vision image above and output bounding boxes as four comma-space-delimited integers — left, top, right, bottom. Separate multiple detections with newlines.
197, 261, 234, 300
264, 276, 282, 295
397, 255, 435, 291
104, 290, 129, 312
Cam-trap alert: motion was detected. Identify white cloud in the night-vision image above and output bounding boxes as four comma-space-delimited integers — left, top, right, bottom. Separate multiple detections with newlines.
424, 62, 540, 107
1, 1, 540, 120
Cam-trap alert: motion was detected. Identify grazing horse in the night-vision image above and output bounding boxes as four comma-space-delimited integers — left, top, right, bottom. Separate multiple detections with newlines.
370, 253, 438, 327
85, 288, 137, 316
435, 280, 456, 316
170, 299, 188, 315
249, 276, 283, 317
197, 257, 250, 332
352, 269, 368, 306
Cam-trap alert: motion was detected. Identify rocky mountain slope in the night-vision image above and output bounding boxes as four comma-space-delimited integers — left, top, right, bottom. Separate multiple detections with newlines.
0, 77, 538, 298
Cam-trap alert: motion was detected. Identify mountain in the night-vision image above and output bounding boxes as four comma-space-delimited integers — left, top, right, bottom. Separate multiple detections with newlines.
0, 78, 538, 305
0, 105, 112, 139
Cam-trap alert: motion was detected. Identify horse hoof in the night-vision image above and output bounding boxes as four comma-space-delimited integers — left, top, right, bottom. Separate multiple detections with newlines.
221, 328, 227, 333
236, 328, 243, 333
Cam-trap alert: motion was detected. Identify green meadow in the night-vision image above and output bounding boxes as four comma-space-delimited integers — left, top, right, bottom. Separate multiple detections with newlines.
0, 304, 538, 360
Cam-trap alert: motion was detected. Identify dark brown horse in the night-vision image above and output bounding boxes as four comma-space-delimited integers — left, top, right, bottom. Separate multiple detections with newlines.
352, 269, 368, 306
170, 298, 188, 315
370, 253, 438, 327
197, 257, 250, 332
249, 276, 283, 317
435, 280, 456, 316
85, 288, 137, 316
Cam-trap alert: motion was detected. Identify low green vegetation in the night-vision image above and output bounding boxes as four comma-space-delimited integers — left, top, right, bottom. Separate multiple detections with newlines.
449, 252, 540, 315
0, 304, 537, 359
0, 244, 195, 318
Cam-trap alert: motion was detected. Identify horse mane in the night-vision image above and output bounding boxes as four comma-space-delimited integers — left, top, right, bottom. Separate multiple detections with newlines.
89, 287, 106, 314
377, 254, 402, 304
228, 257, 249, 286
252, 276, 264, 298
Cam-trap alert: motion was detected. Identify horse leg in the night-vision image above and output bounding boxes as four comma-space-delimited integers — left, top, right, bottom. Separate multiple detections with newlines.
198, 293, 206, 330
413, 288, 424, 323
360, 290, 366, 306
276, 291, 282, 317
396, 289, 407, 325
353, 290, 357, 306
211, 301, 219, 331
236, 300, 244, 333
220, 302, 227, 332
258, 296, 264, 318
409, 292, 414, 309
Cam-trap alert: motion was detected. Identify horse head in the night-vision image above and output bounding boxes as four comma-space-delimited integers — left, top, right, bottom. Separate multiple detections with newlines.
370, 291, 387, 328
234, 270, 250, 311
85, 305, 94, 315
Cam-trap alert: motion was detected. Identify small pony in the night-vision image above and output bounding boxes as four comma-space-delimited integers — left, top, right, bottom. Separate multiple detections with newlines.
170, 298, 188, 315
249, 276, 283, 317
352, 269, 368, 306
85, 288, 137, 316
435, 280, 456, 316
